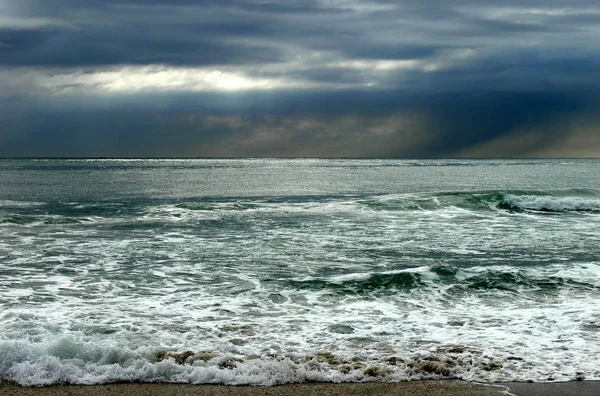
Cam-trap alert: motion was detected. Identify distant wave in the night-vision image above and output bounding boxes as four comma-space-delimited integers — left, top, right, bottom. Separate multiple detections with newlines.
3, 190, 599, 228
498, 194, 600, 213
359, 189, 600, 214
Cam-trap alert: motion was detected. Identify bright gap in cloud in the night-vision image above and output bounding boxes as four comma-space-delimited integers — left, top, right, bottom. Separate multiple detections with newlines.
0, 47, 481, 96
318, 0, 396, 13
461, 5, 598, 22
30, 66, 317, 94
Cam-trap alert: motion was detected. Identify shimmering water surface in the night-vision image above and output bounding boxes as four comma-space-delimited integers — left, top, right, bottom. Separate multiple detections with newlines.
0, 158, 599, 385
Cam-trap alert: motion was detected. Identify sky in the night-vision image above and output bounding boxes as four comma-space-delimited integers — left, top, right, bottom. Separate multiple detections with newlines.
0, 0, 598, 158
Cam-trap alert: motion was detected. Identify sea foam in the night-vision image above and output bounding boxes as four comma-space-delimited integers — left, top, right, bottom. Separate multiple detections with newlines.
500, 194, 600, 212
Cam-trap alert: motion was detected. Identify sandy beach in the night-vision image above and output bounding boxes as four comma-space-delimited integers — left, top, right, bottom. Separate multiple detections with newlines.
0, 381, 509, 396
2, 380, 600, 396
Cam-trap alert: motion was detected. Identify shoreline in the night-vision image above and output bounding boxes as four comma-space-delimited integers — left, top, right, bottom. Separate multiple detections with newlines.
0, 381, 509, 396
1, 381, 598, 396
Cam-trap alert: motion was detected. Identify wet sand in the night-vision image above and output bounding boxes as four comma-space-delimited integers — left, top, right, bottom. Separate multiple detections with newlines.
0, 381, 509, 396
504, 381, 600, 396
0, 381, 508, 396
0, 381, 598, 396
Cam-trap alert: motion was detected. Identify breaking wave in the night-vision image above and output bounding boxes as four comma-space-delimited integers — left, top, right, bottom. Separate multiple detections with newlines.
498, 194, 600, 213
2, 189, 599, 228
359, 189, 600, 214
0, 336, 593, 386
277, 265, 600, 297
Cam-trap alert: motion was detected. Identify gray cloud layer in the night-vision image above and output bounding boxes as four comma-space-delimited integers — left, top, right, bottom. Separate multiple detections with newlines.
1, 0, 599, 157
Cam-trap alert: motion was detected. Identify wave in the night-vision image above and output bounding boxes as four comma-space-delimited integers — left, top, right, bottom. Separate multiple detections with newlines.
170, 190, 600, 216
0, 214, 94, 226
175, 202, 260, 211
360, 189, 600, 214
273, 265, 600, 298
1, 189, 598, 229
498, 194, 600, 213
453, 269, 599, 294
284, 271, 422, 295
0, 201, 127, 227
0, 336, 593, 386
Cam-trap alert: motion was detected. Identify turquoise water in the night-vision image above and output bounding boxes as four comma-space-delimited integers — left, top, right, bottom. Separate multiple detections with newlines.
0, 159, 599, 385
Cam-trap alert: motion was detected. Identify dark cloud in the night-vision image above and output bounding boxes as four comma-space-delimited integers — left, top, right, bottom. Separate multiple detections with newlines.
3, 0, 596, 68
0, 0, 598, 157
1, 89, 597, 158
0, 28, 285, 67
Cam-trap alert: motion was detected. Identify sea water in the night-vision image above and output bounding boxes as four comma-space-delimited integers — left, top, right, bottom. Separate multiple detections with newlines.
0, 158, 598, 386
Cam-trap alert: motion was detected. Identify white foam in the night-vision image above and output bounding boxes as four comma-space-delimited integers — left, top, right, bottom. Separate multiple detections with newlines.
0, 200, 44, 207
503, 194, 600, 212
1, 320, 598, 387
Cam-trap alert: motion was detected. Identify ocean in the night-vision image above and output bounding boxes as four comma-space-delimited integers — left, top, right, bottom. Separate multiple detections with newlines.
0, 158, 598, 386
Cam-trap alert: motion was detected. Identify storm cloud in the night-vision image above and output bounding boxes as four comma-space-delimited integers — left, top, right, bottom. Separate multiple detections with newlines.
1, 0, 598, 157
